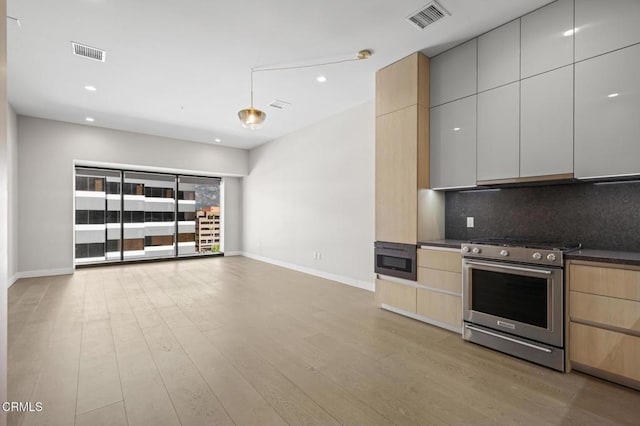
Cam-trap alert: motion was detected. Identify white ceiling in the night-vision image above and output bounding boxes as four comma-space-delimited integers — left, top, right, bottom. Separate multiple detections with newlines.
8, 0, 553, 150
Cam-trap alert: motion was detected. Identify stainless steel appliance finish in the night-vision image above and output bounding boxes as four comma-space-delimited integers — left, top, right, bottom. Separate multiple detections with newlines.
461, 238, 580, 371
374, 241, 417, 281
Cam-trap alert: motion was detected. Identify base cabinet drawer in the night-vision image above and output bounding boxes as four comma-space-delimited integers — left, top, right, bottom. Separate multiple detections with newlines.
417, 288, 462, 329
570, 322, 640, 385
417, 267, 462, 293
375, 279, 416, 313
417, 249, 462, 272
570, 291, 640, 333
569, 264, 640, 301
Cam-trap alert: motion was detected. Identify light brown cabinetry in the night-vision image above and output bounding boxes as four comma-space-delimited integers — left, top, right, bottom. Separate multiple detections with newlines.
375, 247, 462, 333
417, 289, 462, 330
375, 53, 430, 244
375, 278, 416, 314
416, 247, 462, 332
417, 249, 461, 274
376, 53, 428, 116
375, 105, 423, 244
568, 261, 640, 389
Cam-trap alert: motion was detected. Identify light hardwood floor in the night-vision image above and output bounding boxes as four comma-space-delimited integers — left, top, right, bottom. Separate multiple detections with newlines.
7, 256, 640, 425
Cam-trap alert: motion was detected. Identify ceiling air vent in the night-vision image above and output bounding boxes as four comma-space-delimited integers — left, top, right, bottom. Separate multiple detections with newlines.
406, 1, 450, 30
269, 99, 291, 110
71, 42, 106, 62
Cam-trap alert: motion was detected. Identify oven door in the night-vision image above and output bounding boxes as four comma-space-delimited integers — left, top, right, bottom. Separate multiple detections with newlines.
463, 259, 563, 347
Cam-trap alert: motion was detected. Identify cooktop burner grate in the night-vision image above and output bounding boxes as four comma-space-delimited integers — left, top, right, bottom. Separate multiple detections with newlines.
468, 237, 582, 251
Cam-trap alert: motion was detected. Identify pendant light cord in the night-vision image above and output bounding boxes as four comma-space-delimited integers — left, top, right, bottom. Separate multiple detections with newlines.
252, 56, 364, 73
239, 49, 371, 127
250, 68, 254, 108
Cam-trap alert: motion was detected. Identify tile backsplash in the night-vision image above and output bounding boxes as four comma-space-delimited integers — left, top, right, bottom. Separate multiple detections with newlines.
445, 181, 640, 251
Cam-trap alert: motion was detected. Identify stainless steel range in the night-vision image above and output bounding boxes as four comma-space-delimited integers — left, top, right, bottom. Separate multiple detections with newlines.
461, 238, 581, 371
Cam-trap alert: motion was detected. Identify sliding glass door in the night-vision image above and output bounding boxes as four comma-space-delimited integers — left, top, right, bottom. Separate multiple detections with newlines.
75, 167, 222, 265
75, 168, 121, 265
123, 171, 176, 261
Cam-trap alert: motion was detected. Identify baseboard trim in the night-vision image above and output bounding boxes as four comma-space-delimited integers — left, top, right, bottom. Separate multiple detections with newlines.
223, 251, 243, 257
8, 273, 19, 287
241, 252, 374, 292
12, 267, 74, 282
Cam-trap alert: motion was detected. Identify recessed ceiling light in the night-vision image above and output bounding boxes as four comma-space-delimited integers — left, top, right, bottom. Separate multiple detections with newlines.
316, 75, 327, 83
85, 117, 95, 122
563, 28, 578, 37
607, 93, 619, 98
214, 138, 221, 143
453, 127, 461, 131
84, 85, 97, 91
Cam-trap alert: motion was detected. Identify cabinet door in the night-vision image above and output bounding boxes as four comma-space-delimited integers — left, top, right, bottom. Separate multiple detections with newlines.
376, 53, 429, 116
430, 96, 477, 189
430, 39, 477, 107
375, 106, 417, 244
478, 20, 520, 92
417, 289, 462, 329
521, 0, 573, 78
575, 0, 640, 61
520, 66, 573, 177
376, 279, 417, 313
570, 323, 640, 384
575, 44, 640, 179
477, 82, 520, 181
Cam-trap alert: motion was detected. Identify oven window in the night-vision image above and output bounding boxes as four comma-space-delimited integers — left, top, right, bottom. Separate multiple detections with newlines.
471, 269, 548, 328
377, 255, 411, 273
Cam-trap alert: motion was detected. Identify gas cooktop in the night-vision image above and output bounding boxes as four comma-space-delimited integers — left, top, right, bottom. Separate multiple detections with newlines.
468, 237, 582, 252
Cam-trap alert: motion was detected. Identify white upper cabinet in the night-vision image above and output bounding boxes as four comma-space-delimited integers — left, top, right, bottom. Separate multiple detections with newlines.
430, 96, 477, 189
575, 0, 640, 61
478, 20, 520, 92
575, 44, 640, 179
430, 39, 477, 107
477, 82, 520, 182
520, 65, 574, 177
521, 0, 574, 78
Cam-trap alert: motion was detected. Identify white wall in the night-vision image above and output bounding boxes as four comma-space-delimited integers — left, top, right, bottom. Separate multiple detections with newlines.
7, 106, 17, 284
0, 0, 8, 419
243, 101, 375, 290
222, 177, 243, 254
17, 116, 248, 275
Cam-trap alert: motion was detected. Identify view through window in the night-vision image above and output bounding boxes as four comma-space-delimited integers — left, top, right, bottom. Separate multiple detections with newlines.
74, 167, 222, 265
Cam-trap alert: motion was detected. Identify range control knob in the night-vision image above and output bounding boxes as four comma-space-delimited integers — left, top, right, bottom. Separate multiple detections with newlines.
461, 246, 470, 253
547, 253, 557, 262
472, 247, 481, 254
532, 252, 542, 260
500, 250, 509, 257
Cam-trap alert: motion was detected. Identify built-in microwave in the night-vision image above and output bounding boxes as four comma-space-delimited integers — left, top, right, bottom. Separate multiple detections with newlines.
374, 241, 417, 281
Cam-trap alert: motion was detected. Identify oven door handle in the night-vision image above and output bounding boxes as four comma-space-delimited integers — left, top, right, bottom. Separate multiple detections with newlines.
466, 325, 553, 353
464, 260, 552, 275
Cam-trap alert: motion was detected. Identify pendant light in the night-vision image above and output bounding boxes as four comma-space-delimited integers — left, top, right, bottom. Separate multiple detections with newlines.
238, 68, 266, 130
238, 49, 372, 129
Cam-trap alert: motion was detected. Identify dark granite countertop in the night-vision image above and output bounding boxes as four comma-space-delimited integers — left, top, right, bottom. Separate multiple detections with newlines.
566, 249, 640, 266
418, 240, 465, 249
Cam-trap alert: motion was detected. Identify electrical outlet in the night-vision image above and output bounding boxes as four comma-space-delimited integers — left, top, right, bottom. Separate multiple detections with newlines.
467, 217, 474, 228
